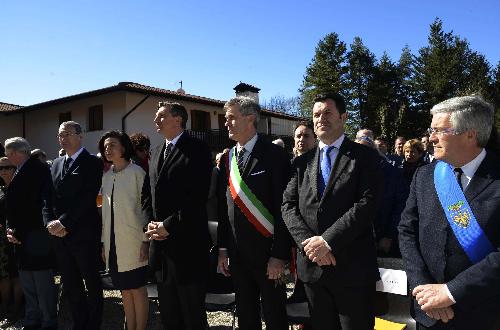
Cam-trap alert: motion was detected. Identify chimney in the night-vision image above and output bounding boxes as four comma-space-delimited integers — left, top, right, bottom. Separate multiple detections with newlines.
233, 82, 260, 103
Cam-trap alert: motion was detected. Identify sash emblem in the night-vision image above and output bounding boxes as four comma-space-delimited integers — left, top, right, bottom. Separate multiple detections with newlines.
448, 201, 470, 228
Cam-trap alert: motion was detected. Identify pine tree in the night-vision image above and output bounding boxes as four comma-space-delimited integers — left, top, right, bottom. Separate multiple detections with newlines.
493, 62, 500, 132
412, 18, 470, 112
347, 37, 376, 128
366, 53, 400, 140
299, 33, 349, 116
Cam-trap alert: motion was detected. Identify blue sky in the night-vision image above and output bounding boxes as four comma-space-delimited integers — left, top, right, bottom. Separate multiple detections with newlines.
1, 0, 499, 106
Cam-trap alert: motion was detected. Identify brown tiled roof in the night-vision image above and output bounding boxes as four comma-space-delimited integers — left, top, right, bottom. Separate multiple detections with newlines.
0, 102, 22, 113
3, 82, 304, 120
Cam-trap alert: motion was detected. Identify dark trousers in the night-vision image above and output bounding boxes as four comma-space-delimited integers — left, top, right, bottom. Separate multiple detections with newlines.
18, 269, 58, 328
55, 239, 103, 330
304, 271, 375, 330
156, 260, 207, 330
230, 262, 288, 330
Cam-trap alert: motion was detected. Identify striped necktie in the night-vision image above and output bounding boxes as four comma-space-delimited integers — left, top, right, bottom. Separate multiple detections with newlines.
237, 147, 246, 172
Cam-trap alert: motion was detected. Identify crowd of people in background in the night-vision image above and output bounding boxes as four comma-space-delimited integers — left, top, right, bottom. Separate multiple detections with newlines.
0, 92, 499, 330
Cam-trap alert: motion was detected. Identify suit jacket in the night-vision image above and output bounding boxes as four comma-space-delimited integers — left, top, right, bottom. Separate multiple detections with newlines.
6, 157, 54, 270
50, 149, 103, 243
398, 151, 500, 327
217, 134, 292, 268
142, 132, 212, 283
282, 137, 383, 284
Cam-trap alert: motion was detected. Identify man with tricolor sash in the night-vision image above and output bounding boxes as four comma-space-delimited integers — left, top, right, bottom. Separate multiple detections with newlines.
282, 92, 383, 330
217, 96, 292, 330
398, 95, 500, 329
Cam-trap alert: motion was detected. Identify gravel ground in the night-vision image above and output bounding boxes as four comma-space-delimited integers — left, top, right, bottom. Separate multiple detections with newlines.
0, 282, 299, 329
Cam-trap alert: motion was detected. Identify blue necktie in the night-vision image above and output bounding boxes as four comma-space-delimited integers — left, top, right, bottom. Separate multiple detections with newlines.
318, 146, 335, 196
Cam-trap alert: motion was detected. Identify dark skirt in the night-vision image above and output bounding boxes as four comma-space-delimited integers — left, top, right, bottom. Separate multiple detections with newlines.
109, 265, 148, 290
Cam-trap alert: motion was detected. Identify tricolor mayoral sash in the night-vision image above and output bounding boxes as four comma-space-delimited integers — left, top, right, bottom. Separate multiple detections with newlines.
434, 161, 495, 263
227, 147, 274, 238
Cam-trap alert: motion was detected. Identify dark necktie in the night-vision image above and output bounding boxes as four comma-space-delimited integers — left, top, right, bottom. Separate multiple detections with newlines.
318, 146, 335, 196
454, 167, 463, 191
237, 147, 246, 172
163, 143, 173, 161
63, 157, 72, 174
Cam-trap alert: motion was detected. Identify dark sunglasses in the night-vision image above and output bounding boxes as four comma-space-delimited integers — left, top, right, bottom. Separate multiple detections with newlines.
0, 166, 16, 171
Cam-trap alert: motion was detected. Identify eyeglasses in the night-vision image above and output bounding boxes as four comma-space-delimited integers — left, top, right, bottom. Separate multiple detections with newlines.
427, 127, 461, 136
0, 166, 16, 171
57, 132, 79, 139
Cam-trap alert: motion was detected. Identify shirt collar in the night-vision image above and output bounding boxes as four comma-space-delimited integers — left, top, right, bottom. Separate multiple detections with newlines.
459, 148, 486, 179
66, 147, 84, 161
318, 134, 345, 151
166, 131, 184, 146
237, 133, 258, 153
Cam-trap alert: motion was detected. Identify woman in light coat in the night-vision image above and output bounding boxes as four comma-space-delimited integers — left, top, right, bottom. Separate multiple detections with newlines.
99, 131, 149, 330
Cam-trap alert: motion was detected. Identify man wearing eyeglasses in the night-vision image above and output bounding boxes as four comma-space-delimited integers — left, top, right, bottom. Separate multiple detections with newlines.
399, 95, 500, 329
48, 121, 104, 330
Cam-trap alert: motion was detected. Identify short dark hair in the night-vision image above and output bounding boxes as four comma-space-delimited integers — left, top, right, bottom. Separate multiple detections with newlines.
374, 136, 387, 142
294, 120, 315, 136
313, 92, 346, 114
130, 132, 151, 151
98, 130, 135, 163
158, 101, 188, 129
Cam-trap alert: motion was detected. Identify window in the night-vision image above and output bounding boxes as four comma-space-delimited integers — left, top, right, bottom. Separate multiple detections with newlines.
191, 110, 210, 131
58, 112, 72, 125
218, 114, 227, 132
88, 105, 103, 131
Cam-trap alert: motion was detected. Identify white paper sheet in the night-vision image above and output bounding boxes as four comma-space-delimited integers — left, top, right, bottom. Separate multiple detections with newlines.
376, 268, 408, 296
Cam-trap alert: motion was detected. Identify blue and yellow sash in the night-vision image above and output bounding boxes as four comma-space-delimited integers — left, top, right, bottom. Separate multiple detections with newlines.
434, 161, 495, 263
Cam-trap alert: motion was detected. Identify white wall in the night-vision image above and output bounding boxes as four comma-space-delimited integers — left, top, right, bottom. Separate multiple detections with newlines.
22, 91, 126, 159
124, 92, 225, 147
1, 90, 297, 159
0, 113, 23, 145
270, 116, 296, 136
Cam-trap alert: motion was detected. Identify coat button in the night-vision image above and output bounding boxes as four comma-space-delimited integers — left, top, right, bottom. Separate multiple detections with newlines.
318, 207, 323, 213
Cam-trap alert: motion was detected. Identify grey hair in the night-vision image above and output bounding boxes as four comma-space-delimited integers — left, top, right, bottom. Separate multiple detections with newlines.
430, 95, 494, 147
4, 137, 31, 155
356, 128, 374, 140
59, 121, 83, 134
224, 96, 261, 128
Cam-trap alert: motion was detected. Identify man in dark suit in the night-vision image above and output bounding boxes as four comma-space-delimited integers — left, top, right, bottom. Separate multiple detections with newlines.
216, 96, 291, 330
4, 137, 58, 330
142, 101, 212, 330
48, 121, 103, 330
398, 95, 500, 329
282, 92, 383, 330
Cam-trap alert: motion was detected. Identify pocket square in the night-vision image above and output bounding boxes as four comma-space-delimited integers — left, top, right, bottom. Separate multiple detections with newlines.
250, 170, 265, 176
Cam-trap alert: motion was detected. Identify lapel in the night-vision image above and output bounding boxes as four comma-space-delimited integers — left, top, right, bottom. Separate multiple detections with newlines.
465, 152, 496, 202
319, 138, 352, 205
53, 157, 65, 185
10, 157, 32, 188
308, 147, 321, 201
61, 149, 87, 181
243, 135, 262, 178
158, 132, 185, 178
